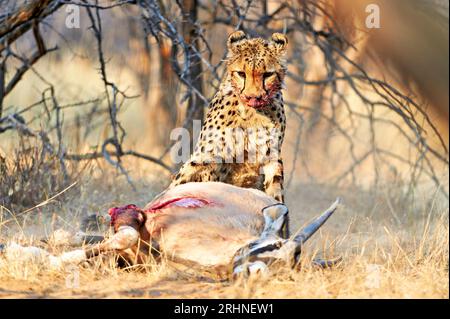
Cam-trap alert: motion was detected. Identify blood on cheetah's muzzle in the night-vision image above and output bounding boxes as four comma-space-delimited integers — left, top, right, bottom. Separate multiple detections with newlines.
241, 95, 272, 109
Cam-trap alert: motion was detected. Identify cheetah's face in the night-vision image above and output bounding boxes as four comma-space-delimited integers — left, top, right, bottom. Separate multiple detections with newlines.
226, 31, 288, 109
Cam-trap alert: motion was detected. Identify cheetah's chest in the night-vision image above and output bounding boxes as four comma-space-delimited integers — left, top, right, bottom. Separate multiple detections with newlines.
210, 104, 283, 191
198, 100, 284, 160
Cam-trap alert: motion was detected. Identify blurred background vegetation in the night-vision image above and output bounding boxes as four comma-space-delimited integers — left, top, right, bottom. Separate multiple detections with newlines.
0, 0, 448, 214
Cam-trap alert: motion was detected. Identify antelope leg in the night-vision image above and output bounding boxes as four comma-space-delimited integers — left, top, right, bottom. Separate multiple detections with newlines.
0, 242, 87, 270
84, 226, 139, 258
78, 234, 105, 245
0, 226, 139, 270
40, 231, 105, 246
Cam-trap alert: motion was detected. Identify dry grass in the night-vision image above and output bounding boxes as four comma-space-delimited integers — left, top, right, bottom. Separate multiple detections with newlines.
0, 166, 448, 299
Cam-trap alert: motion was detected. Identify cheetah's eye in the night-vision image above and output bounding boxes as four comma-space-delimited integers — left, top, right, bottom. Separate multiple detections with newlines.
236, 71, 246, 78
263, 72, 275, 78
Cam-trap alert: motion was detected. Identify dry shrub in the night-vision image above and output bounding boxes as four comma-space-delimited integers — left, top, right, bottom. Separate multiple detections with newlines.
0, 142, 79, 211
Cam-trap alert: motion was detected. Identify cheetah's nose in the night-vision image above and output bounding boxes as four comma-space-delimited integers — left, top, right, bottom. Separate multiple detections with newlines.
244, 94, 263, 101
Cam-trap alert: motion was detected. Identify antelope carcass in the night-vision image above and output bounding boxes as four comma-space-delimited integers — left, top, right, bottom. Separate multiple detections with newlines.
0, 182, 340, 279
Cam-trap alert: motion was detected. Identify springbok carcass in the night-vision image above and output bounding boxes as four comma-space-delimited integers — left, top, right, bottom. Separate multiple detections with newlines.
0, 182, 340, 279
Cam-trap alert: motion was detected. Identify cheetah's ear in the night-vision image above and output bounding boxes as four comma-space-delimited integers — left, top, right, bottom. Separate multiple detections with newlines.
227, 30, 247, 54
270, 33, 288, 54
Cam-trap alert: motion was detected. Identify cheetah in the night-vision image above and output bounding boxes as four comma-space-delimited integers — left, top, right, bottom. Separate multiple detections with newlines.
171, 31, 289, 235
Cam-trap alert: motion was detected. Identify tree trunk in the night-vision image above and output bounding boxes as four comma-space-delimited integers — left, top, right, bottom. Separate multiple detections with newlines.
0, 59, 4, 118
181, 0, 204, 153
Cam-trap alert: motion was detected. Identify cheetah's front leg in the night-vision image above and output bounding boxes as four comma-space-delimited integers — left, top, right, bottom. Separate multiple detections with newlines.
262, 159, 289, 238
262, 159, 285, 203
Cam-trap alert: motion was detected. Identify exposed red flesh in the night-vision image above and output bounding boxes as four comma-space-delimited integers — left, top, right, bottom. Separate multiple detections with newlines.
146, 196, 211, 212
107, 197, 212, 226
108, 204, 142, 225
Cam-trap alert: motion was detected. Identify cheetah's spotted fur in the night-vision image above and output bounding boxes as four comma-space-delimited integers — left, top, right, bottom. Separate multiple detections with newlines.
170, 31, 289, 236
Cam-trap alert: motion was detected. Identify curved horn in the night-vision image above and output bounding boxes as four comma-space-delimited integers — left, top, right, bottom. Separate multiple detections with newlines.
294, 197, 341, 245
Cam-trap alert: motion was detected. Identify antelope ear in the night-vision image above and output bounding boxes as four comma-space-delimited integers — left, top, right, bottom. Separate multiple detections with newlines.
227, 30, 247, 54
261, 204, 289, 237
270, 33, 288, 54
